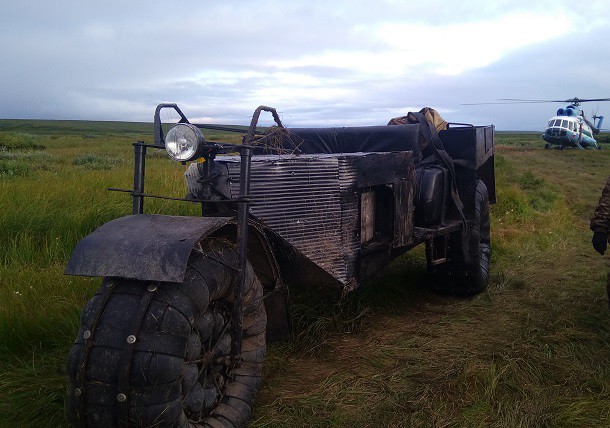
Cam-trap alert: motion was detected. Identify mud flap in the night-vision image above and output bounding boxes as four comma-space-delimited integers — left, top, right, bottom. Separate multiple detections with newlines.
65, 214, 232, 283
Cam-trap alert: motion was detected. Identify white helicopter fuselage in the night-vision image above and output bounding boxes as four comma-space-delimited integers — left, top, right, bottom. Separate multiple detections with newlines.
542, 113, 597, 149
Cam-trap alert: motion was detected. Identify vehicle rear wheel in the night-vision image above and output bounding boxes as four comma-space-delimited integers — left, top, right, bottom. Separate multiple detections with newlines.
66, 239, 266, 427
428, 180, 490, 296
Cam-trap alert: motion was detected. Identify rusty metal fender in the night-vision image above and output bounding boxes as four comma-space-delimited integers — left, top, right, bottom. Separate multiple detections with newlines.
65, 214, 233, 283
66, 213, 293, 341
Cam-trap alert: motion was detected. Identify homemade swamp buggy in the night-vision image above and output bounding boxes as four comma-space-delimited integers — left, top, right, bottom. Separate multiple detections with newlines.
65, 104, 495, 427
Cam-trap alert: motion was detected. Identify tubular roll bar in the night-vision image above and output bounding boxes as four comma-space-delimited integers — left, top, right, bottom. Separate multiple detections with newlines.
153, 103, 189, 147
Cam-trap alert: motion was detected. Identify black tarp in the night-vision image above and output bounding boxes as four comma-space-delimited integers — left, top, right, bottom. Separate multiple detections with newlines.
276, 124, 421, 159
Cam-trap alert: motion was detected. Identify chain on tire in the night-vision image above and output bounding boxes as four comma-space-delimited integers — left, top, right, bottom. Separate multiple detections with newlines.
66, 239, 266, 427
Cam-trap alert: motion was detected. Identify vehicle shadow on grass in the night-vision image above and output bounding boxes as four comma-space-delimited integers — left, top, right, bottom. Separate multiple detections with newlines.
279, 248, 480, 357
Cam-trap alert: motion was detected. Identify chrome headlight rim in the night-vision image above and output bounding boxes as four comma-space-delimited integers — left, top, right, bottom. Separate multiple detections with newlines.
164, 123, 205, 162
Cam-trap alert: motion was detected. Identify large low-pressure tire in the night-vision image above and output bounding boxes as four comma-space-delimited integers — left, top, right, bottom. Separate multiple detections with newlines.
66, 239, 266, 427
428, 180, 491, 296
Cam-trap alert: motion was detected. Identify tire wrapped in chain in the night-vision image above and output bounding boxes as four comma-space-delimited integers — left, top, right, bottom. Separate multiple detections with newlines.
66, 238, 267, 427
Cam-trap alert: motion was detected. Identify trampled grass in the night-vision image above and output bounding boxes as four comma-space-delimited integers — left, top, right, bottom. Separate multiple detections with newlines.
0, 121, 609, 427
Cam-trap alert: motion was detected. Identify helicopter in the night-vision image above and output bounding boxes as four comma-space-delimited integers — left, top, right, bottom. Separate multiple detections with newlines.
465, 97, 608, 149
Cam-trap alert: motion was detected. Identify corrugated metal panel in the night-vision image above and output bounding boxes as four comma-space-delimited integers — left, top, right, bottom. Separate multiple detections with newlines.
222, 155, 351, 283
337, 157, 359, 285
218, 152, 414, 289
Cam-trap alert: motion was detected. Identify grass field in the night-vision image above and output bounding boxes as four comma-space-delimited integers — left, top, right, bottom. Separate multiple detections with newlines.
0, 120, 609, 427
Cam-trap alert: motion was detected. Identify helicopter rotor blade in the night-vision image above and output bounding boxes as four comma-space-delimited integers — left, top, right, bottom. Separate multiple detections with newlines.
499, 98, 567, 103
508, 97, 610, 103
462, 99, 568, 105
461, 100, 549, 105
462, 97, 610, 106
572, 98, 610, 103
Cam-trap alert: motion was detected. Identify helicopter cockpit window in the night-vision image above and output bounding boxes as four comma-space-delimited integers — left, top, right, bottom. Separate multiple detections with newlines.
561, 120, 568, 128
554, 119, 561, 126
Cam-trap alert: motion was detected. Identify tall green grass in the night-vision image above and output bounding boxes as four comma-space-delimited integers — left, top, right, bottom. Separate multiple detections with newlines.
0, 124, 204, 427
0, 124, 609, 427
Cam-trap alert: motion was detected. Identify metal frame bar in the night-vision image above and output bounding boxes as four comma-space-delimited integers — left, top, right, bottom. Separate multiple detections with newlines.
132, 142, 146, 215
231, 146, 252, 363
110, 187, 250, 205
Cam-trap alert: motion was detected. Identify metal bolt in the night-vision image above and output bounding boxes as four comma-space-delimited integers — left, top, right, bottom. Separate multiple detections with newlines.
83, 330, 91, 339
116, 393, 127, 403
147, 284, 157, 292
74, 388, 81, 397
126, 335, 136, 344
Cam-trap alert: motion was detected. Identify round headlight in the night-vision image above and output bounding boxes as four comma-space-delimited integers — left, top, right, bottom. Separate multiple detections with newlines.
165, 123, 204, 161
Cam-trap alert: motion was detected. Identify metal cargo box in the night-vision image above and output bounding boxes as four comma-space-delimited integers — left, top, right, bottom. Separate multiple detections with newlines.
217, 151, 415, 289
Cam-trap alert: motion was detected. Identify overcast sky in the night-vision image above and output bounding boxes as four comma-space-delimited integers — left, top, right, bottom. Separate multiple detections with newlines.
1, 0, 609, 130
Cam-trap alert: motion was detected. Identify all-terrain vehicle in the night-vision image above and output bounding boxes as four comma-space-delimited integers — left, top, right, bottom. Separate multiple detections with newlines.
65, 103, 495, 427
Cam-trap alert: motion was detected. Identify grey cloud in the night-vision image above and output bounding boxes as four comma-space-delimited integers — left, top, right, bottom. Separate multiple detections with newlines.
1, 1, 609, 130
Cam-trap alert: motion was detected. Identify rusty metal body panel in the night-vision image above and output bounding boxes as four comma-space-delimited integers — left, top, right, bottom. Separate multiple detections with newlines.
217, 151, 415, 289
